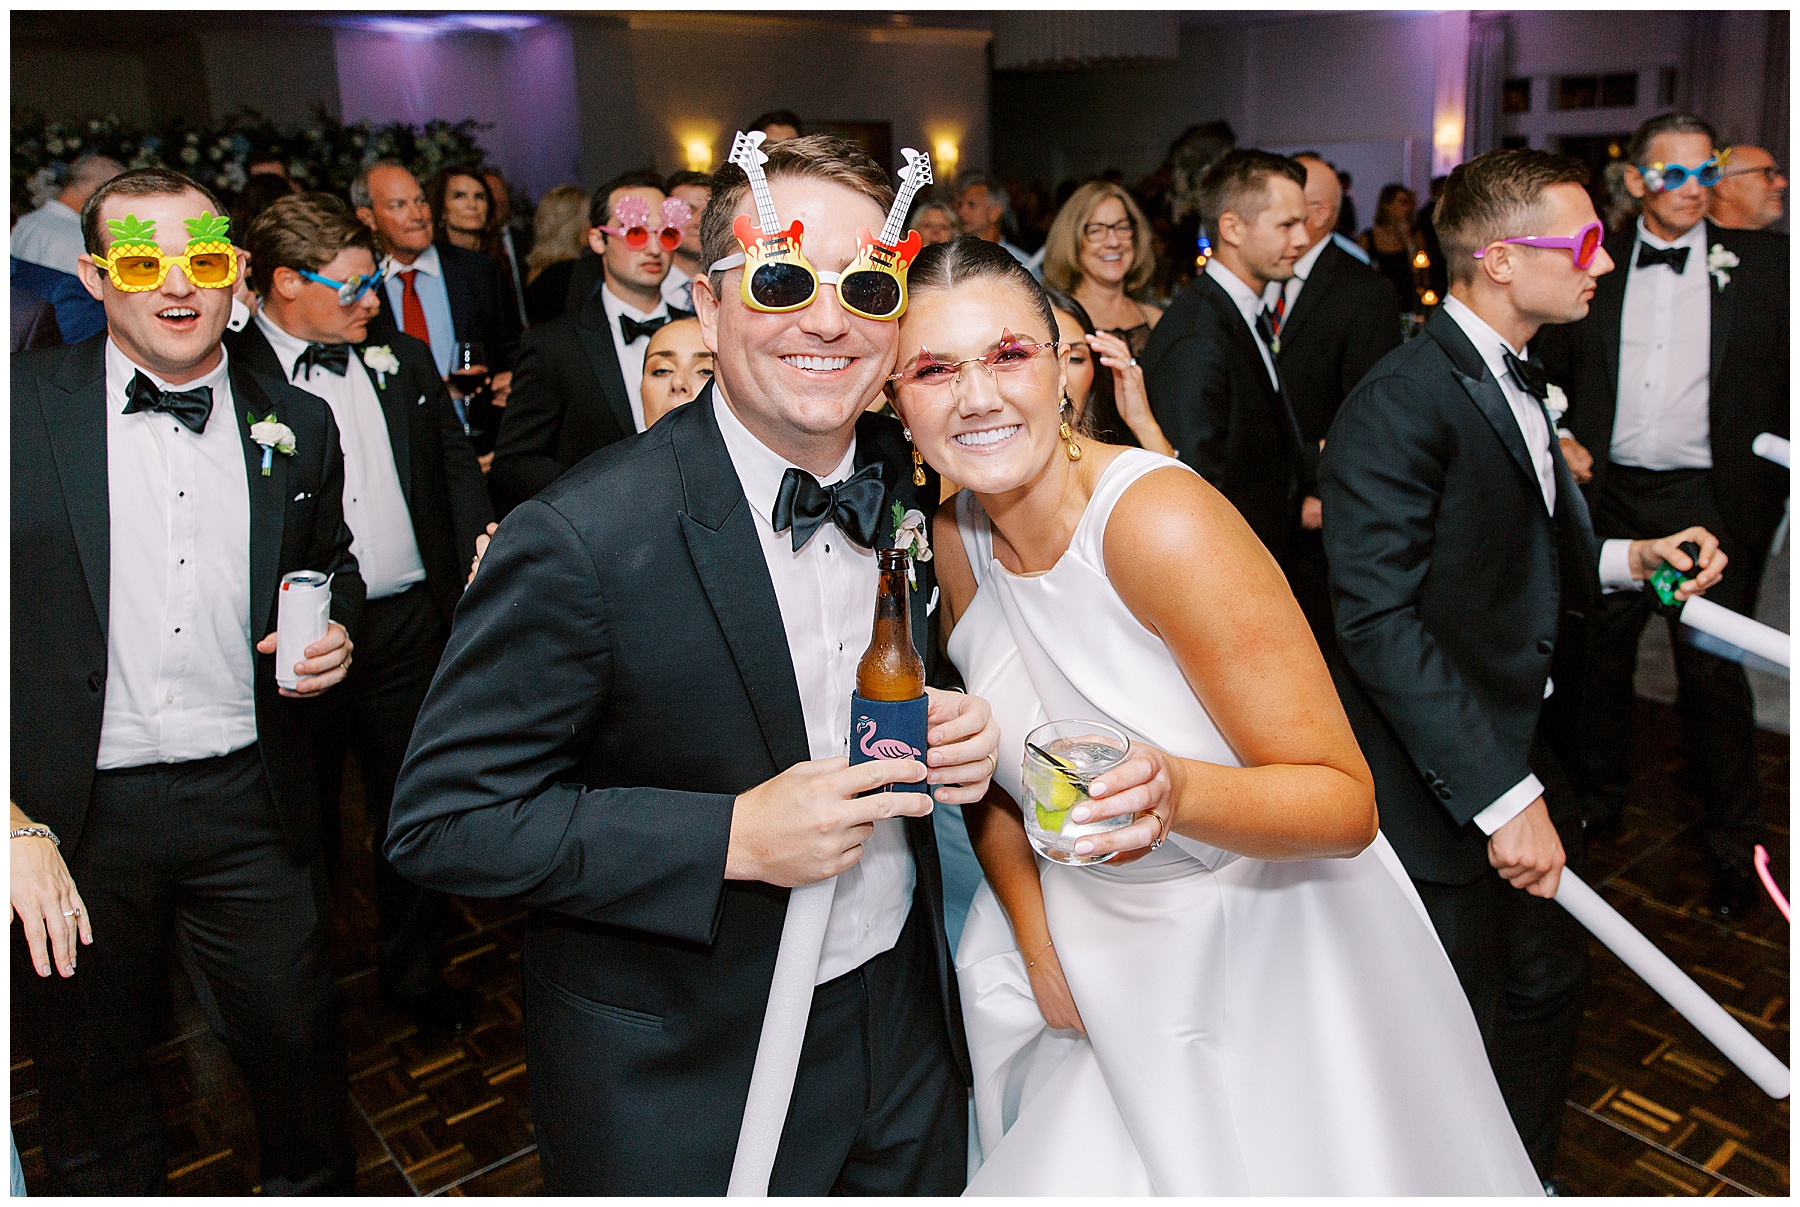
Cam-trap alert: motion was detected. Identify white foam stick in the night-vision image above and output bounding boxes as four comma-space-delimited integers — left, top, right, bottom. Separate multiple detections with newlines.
1752, 432, 1790, 468
1680, 595, 1789, 669
727, 877, 836, 1195
1555, 871, 1790, 1099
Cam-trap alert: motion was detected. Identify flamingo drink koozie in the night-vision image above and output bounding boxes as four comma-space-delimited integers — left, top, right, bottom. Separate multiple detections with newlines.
848, 693, 929, 793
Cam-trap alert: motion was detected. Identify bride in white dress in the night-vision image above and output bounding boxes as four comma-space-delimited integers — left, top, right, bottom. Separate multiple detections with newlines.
887, 238, 1542, 1196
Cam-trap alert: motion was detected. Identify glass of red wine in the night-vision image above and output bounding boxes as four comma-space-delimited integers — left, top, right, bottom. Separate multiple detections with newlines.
449, 341, 490, 397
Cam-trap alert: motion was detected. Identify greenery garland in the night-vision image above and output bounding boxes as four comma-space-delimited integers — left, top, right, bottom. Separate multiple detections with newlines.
12, 105, 490, 217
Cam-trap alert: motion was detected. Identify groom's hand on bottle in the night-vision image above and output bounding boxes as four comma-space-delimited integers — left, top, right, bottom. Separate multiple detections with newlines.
725, 757, 933, 888
1487, 796, 1565, 898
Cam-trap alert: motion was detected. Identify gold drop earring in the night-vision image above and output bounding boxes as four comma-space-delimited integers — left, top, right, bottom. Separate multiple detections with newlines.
1059, 399, 1084, 462
903, 426, 927, 486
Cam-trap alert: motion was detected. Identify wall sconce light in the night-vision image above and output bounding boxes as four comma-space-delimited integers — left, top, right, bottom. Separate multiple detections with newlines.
932, 137, 960, 181
685, 139, 713, 174
1432, 115, 1464, 176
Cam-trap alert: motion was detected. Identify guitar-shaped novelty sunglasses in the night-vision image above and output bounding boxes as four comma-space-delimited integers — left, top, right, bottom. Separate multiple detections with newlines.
709, 130, 931, 321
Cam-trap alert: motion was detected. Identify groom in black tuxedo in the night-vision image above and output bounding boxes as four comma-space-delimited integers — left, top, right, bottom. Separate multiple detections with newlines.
388, 135, 995, 1195
1320, 149, 1726, 1182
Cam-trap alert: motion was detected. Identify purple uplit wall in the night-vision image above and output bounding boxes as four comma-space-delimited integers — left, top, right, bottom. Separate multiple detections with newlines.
333, 16, 581, 203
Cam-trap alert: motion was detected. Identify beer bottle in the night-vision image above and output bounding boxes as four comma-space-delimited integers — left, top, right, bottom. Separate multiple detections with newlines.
849, 549, 928, 790
1648, 541, 1703, 613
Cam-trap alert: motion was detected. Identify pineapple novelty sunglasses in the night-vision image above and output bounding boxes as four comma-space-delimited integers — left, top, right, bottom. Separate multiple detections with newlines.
89, 211, 240, 292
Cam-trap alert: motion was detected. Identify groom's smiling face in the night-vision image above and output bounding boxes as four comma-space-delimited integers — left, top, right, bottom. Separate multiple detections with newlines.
695, 176, 896, 459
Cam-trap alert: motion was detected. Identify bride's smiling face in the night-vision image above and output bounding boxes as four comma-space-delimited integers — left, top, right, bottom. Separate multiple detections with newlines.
889, 277, 1069, 496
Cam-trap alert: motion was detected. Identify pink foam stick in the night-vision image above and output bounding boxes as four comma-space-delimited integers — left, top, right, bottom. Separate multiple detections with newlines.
1754, 845, 1790, 922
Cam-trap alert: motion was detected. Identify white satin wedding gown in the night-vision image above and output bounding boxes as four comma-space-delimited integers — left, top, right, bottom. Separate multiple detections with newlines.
948, 449, 1541, 1196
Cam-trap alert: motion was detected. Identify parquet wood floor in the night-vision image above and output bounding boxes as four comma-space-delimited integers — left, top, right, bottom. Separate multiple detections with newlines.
11, 700, 1788, 1195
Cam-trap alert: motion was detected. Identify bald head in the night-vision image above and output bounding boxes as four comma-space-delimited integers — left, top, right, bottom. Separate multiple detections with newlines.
1709, 145, 1786, 230
1295, 154, 1343, 250
60, 154, 125, 210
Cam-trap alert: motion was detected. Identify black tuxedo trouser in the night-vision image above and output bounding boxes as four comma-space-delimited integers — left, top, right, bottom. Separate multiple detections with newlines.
14, 745, 351, 1195
314, 583, 451, 998
1410, 738, 1588, 1182
768, 903, 968, 1195
1578, 464, 1765, 871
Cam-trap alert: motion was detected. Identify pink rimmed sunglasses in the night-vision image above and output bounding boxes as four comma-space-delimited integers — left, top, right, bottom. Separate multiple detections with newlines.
1472, 221, 1604, 270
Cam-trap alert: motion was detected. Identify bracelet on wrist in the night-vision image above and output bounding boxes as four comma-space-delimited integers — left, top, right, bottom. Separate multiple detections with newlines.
11, 825, 59, 846
1024, 938, 1054, 969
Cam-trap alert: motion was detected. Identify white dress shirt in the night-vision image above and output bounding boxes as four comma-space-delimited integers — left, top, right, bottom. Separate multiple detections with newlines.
256, 313, 426, 600
1441, 296, 1639, 834
10, 197, 83, 273
661, 263, 695, 313
97, 340, 258, 769
1611, 218, 1712, 470
381, 244, 458, 377
1263, 231, 1332, 318
601, 283, 671, 433
1206, 258, 1280, 389
713, 393, 916, 984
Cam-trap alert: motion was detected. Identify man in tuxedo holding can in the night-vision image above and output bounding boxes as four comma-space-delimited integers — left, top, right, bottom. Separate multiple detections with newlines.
11, 167, 361, 1193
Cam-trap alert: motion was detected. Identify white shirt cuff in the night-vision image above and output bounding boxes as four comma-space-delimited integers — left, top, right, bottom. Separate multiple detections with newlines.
1598, 538, 1641, 593
1473, 774, 1543, 835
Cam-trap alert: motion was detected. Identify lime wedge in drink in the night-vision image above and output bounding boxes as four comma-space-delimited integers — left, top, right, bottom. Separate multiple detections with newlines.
1034, 774, 1083, 834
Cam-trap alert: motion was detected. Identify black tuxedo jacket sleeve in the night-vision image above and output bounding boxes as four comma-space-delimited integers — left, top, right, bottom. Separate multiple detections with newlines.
1141, 272, 1302, 559
1319, 310, 1598, 885
488, 289, 634, 516
1535, 222, 1789, 553
12, 334, 365, 863
227, 325, 493, 625
1275, 241, 1403, 445
366, 240, 523, 374
387, 388, 965, 1191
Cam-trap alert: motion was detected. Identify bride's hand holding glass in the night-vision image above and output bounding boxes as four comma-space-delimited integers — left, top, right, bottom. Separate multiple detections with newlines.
1071, 743, 1181, 864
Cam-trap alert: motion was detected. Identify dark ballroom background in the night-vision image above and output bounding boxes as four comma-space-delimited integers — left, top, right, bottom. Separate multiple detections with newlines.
11, 8, 1789, 1198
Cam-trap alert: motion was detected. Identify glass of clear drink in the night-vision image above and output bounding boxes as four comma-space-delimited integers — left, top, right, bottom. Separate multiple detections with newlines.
1021, 719, 1133, 866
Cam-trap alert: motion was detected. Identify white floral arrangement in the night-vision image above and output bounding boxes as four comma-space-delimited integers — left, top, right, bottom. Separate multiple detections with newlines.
891, 503, 932, 588
362, 344, 399, 388
1708, 243, 1739, 292
248, 412, 297, 476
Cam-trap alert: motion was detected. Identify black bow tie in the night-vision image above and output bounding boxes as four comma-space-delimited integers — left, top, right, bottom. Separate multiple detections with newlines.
122, 370, 214, 434
1636, 243, 1690, 273
293, 342, 351, 379
619, 306, 695, 344
771, 463, 886, 552
1503, 350, 1550, 402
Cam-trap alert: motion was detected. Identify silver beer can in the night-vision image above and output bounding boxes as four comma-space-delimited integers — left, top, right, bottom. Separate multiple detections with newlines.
275, 571, 331, 691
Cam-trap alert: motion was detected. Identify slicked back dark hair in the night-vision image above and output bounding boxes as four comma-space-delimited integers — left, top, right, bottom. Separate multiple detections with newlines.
906, 235, 1058, 342
1195, 149, 1307, 243
1435, 148, 1590, 285
81, 167, 225, 256
590, 169, 665, 228
1627, 113, 1718, 167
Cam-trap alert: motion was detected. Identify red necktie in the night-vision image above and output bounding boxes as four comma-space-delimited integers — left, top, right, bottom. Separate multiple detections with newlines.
1272, 289, 1287, 335
398, 269, 431, 344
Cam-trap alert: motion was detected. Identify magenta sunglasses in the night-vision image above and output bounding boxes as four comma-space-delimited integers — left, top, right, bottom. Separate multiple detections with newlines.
1472, 221, 1603, 269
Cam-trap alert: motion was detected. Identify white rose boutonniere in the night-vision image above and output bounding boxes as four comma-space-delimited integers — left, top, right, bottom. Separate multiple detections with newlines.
1707, 243, 1739, 292
362, 344, 399, 388
248, 412, 297, 476
891, 503, 932, 588
1543, 383, 1569, 422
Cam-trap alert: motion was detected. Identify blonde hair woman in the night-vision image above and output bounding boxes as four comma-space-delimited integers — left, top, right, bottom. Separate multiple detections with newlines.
1041, 181, 1161, 356
522, 184, 592, 324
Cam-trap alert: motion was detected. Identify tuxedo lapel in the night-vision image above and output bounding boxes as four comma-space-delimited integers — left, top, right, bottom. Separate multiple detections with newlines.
43, 340, 113, 638
360, 344, 415, 499
577, 292, 637, 438
672, 393, 809, 771
1704, 221, 1733, 385
232, 363, 291, 642
1276, 241, 1338, 348
1426, 312, 1542, 507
